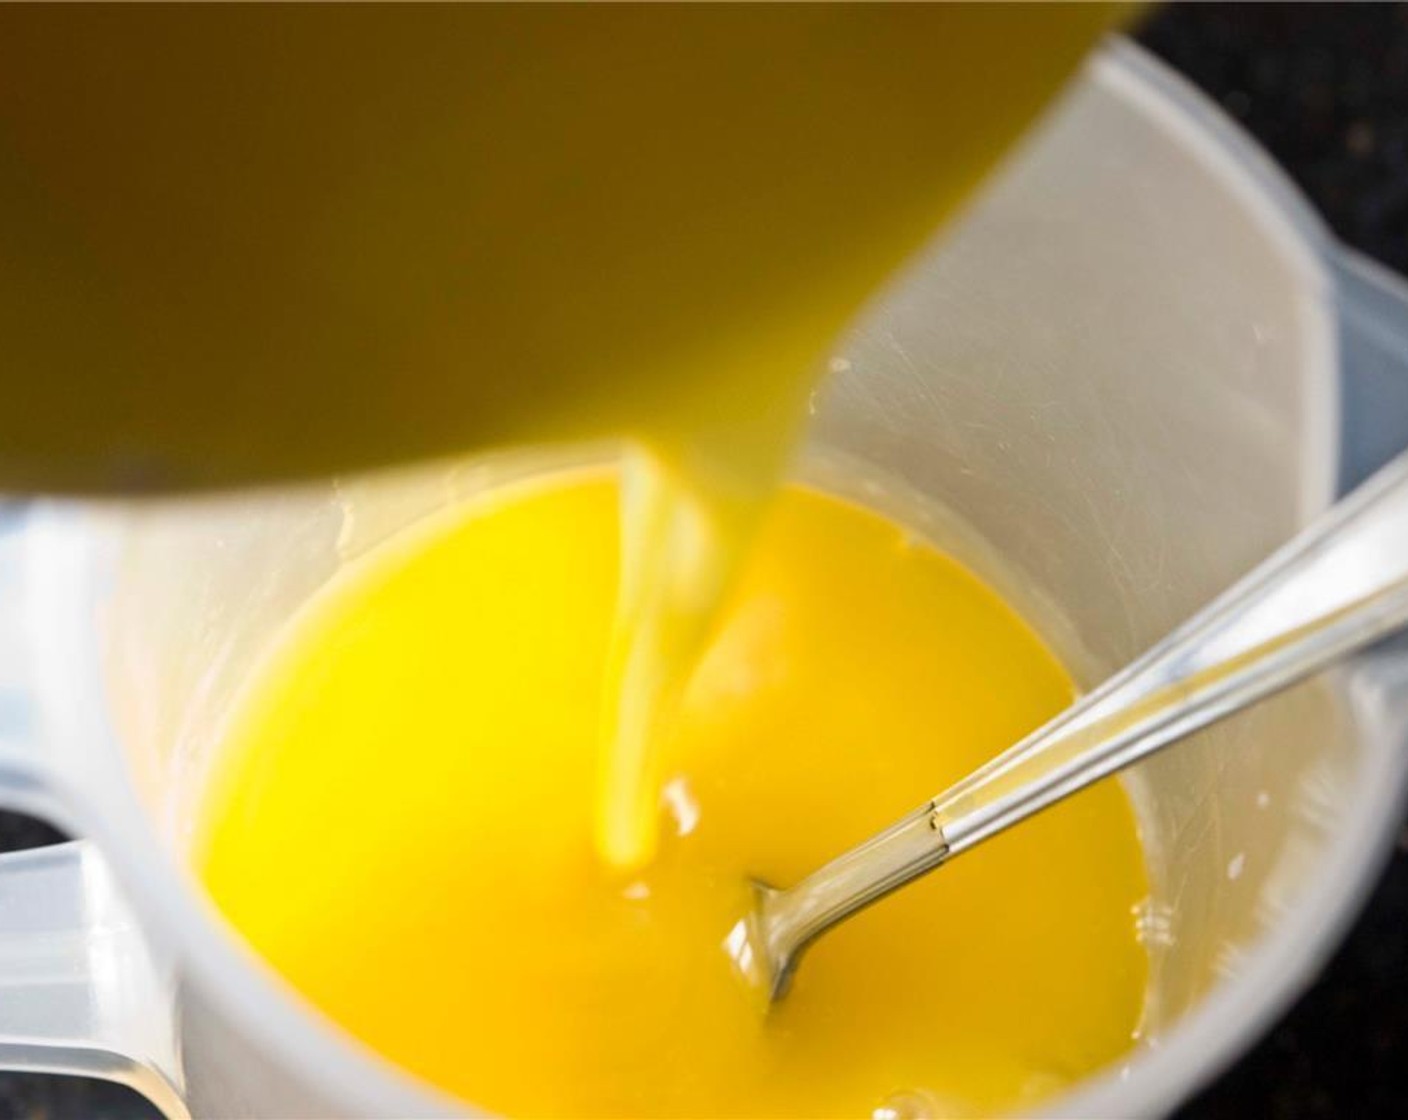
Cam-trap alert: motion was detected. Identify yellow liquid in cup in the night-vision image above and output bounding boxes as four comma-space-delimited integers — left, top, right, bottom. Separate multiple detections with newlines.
198, 472, 1148, 1117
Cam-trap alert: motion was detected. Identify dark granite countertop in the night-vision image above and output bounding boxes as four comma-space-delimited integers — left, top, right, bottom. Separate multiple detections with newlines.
3, 4, 1407, 1118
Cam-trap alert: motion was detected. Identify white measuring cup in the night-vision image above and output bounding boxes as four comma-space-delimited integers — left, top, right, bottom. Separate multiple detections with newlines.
4, 43, 1408, 1118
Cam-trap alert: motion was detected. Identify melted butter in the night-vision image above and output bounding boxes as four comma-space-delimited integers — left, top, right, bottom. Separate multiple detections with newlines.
197, 472, 1148, 1117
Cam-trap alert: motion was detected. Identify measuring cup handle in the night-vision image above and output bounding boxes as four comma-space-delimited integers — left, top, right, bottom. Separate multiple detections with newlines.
0, 843, 188, 1120
1, 504, 189, 1120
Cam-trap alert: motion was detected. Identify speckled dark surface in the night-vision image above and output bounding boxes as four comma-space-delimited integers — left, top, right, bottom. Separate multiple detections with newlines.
3, 5, 1407, 1119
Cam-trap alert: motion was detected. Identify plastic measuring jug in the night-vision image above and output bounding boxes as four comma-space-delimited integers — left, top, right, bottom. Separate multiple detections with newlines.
3, 44, 1408, 1118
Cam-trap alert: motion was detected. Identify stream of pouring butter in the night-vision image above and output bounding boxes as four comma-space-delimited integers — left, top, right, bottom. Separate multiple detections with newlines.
600, 444, 793, 871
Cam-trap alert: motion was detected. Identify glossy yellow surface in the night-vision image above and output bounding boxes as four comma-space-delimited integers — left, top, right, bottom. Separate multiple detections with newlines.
198, 473, 1148, 1118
